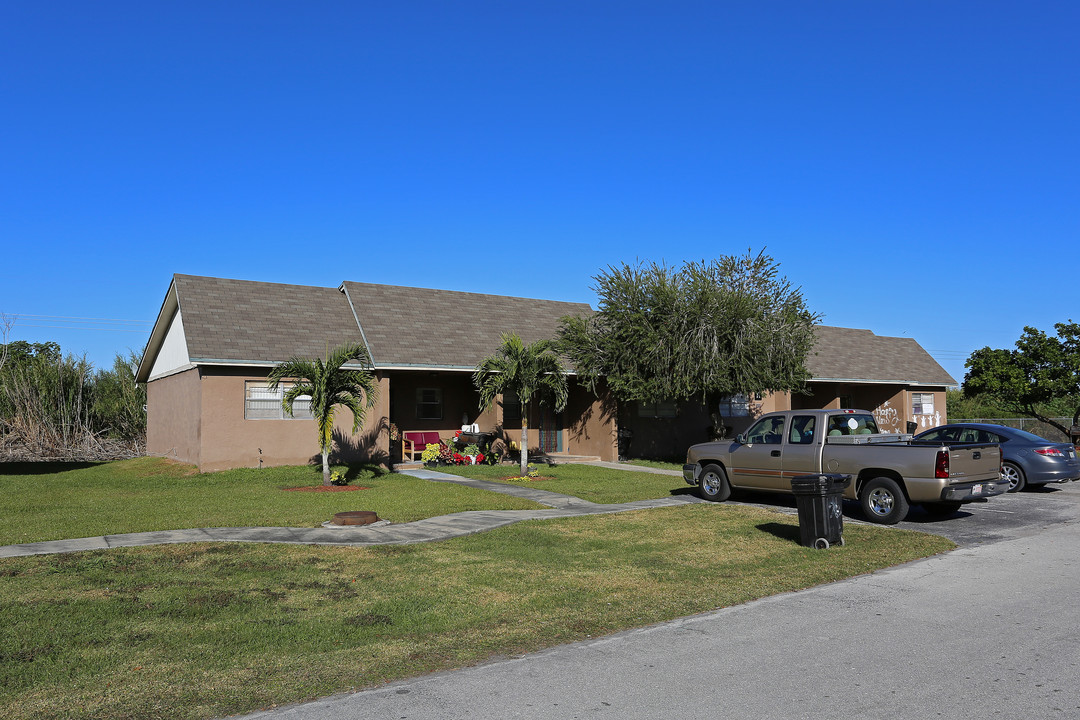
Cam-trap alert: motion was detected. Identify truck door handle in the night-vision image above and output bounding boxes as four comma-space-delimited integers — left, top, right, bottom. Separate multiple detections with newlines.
771, 450, 781, 457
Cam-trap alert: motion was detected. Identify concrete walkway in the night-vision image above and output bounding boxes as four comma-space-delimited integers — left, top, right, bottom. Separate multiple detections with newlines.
0, 467, 703, 558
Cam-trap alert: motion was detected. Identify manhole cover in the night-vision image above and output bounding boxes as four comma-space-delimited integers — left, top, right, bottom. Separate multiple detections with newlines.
331, 511, 380, 526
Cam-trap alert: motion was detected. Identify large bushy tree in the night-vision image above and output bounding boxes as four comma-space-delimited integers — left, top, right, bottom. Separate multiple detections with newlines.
267, 342, 379, 486
474, 333, 568, 477
559, 250, 819, 433
964, 322, 1080, 437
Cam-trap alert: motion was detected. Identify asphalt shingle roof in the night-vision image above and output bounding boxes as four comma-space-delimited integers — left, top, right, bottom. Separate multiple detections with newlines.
174, 275, 362, 365
155, 275, 954, 386
807, 325, 955, 386
340, 281, 593, 368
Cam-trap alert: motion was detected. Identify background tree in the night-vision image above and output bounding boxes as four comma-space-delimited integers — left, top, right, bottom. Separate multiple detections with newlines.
963, 322, 1080, 437
474, 333, 569, 477
267, 342, 379, 486
91, 350, 147, 442
559, 250, 819, 434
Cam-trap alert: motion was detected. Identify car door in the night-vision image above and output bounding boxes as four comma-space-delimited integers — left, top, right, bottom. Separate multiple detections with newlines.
778, 414, 821, 490
729, 415, 786, 489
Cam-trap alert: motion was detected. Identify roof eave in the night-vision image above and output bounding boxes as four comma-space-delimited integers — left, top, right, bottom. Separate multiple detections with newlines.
135, 279, 180, 384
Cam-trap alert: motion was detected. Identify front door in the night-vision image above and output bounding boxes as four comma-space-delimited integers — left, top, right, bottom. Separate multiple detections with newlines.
539, 408, 563, 454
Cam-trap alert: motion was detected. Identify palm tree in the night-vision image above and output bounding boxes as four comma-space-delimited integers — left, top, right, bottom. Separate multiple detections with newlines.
474, 333, 569, 477
267, 342, 379, 486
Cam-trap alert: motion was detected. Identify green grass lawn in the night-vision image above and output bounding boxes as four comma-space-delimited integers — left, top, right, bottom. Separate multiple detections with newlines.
0, 458, 542, 545
0, 503, 955, 720
625, 458, 684, 472
435, 462, 691, 504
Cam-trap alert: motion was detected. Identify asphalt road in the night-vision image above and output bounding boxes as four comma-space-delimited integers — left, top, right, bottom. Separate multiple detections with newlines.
728, 480, 1080, 547
240, 483, 1080, 720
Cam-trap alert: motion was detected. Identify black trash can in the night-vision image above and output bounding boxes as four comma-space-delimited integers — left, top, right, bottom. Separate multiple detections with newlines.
790, 474, 851, 549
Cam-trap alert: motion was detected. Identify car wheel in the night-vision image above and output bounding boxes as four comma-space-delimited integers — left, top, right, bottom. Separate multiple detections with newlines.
923, 501, 963, 517
697, 464, 731, 502
859, 477, 909, 525
1002, 462, 1026, 493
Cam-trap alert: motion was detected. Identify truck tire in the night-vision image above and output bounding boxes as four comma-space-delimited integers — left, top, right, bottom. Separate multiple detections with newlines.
1002, 462, 1026, 493
859, 477, 909, 525
922, 500, 963, 517
698, 464, 731, 502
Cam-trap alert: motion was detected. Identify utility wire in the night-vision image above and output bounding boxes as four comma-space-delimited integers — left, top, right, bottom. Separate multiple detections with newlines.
4, 313, 152, 332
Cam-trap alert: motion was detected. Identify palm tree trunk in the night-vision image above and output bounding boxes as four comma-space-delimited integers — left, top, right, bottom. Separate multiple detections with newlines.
322, 450, 331, 486
520, 403, 528, 478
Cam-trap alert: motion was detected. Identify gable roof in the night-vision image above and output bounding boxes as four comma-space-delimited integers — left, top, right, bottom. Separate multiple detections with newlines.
137, 274, 955, 387
340, 281, 593, 369
136, 274, 593, 381
174, 274, 362, 366
807, 325, 955, 386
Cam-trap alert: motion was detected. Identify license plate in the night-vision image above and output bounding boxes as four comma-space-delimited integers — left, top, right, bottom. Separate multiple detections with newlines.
972, 484, 983, 494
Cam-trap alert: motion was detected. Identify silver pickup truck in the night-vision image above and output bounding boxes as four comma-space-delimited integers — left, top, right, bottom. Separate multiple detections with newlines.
682, 409, 1008, 524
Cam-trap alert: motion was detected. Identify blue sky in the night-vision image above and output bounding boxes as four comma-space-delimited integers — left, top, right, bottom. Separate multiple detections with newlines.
1, 1, 1076, 385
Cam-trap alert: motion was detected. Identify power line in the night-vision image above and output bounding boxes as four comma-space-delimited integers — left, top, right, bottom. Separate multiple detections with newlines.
3, 313, 152, 333
15, 324, 149, 333
7, 313, 151, 326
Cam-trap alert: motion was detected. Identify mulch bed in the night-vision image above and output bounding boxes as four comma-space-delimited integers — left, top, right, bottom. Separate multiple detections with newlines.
282, 486, 371, 493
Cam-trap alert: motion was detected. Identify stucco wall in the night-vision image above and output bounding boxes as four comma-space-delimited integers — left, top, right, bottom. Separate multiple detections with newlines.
146, 368, 202, 465
196, 368, 390, 473
563, 381, 617, 461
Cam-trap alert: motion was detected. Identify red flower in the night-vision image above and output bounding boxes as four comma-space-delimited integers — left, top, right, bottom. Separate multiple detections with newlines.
476, 453, 485, 464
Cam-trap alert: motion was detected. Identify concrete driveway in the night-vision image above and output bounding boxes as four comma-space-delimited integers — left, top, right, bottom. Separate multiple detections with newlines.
239, 483, 1080, 720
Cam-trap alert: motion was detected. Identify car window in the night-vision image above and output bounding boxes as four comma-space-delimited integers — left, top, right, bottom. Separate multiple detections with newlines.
827, 414, 879, 436
940, 428, 963, 442
1006, 427, 1054, 443
788, 416, 815, 444
746, 416, 785, 444
986, 431, 1006, 443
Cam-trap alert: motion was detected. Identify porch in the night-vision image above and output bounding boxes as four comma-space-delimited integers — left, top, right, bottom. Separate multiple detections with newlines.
384, 370, 617, 468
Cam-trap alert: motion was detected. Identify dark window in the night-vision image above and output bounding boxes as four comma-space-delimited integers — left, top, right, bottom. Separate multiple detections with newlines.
502, 391, 521, 426
639, 399, 677, 418
788, 416, 816, 444
416, 388, 443, 420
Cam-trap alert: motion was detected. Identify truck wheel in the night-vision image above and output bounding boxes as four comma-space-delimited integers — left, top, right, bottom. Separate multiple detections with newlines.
923, 501, 963, 517
859, 477, 909, 525
698, 464, 731, 502
1002, 462, 1026, 493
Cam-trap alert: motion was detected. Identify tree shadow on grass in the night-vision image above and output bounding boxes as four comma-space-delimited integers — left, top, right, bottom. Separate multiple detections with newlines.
0, 461, 103, 475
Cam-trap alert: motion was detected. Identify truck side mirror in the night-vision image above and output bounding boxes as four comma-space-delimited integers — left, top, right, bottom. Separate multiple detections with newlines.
736, 433, 747, 444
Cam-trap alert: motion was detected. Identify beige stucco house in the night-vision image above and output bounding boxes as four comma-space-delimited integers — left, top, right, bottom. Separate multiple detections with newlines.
623, 325, 954, 458
137, 274, 953, 471
136, 274, 617, 471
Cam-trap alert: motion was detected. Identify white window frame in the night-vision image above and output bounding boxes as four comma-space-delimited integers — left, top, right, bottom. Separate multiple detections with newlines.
245, 381, 313, 420
912, 392, 935, 416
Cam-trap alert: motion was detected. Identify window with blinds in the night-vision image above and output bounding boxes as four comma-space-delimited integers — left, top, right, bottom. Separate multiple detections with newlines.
245, 382, 313, 420
912, 393, 935, 416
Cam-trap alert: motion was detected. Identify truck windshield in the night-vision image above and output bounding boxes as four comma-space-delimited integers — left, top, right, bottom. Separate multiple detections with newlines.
826, 414, 879, 436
